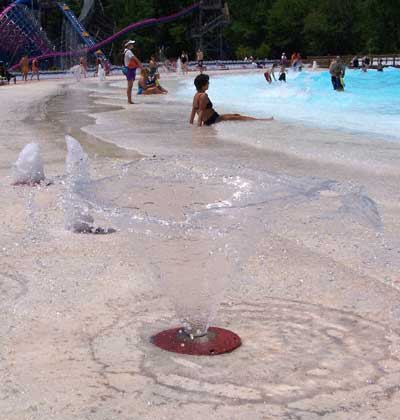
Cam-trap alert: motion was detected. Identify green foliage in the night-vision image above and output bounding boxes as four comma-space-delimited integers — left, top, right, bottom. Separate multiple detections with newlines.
235, 45, 253, 59
50, 0, 400, 59
256, 42, 271, 59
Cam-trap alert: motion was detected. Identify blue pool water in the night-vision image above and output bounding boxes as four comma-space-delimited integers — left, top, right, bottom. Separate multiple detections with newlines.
177, 68, 400, 140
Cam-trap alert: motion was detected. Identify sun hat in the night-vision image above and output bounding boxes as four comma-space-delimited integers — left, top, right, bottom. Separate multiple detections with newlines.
125, 40, 136, 47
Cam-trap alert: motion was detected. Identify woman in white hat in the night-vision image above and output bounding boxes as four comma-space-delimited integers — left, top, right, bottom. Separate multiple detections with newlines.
124, 40, 141, 104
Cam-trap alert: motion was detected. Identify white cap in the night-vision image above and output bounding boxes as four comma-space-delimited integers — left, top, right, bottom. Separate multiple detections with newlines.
125, 40, 136, 47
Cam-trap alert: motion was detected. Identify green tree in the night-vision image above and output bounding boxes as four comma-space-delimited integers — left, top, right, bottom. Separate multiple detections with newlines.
40, 0, 400, 61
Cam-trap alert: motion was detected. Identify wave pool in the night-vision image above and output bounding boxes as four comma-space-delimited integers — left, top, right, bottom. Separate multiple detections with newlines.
176, 67, 400, 140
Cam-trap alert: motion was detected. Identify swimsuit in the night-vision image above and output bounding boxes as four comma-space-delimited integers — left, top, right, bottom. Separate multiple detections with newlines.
194, 94, 220, 125
126, 68, 136, 81
203, 97, 221, 125
204, 111, 220, 126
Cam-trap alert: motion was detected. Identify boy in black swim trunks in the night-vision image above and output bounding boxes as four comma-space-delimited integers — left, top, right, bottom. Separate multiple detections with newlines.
189, 74, 273, 127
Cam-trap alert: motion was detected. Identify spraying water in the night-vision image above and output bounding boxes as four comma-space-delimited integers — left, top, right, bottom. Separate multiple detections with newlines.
12, 143, 45, 185
98, 64, 106, 82
64, 135, 95, 232
70, 65, 81, 82
64, 135, 115, 234
176, 57, 182, 75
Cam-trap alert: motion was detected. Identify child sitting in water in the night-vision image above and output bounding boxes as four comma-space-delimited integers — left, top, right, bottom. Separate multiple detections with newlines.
189, 74, 273, 127
137, 68, 167, 95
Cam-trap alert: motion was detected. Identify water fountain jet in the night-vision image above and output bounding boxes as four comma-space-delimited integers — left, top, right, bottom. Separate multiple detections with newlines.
146, 217, 251, 356
98, 65, 106, 82
12, 143, 46, 186
176, 57, 182, 75
64, 135, 114, 234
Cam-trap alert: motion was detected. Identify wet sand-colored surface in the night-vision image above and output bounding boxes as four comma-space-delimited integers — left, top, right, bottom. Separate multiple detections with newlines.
1, 74, 400, 419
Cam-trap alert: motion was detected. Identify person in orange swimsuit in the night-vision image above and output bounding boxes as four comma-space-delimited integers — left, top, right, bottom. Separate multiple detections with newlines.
79, 56, 87, 78
20, 55, 29, 82
31, 58, 39, 80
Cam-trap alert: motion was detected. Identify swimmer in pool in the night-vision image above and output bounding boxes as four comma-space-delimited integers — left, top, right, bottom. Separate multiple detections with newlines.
189, 74, 273, 127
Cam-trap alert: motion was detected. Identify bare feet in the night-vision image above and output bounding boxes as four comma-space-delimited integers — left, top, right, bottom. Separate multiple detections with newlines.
128, 101, 134, 104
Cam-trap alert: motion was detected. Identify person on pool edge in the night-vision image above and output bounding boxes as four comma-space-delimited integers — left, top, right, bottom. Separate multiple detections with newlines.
189, 74, 274, 127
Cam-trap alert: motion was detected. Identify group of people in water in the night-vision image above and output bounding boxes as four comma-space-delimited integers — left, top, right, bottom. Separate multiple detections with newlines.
263, 51, 305, 84
0, 56, 39, 84
123, 40, 273, 126
264, 63, 287, 84
329, 54, 386, 91
0, 52, 108, 85
280, 52, 303, 71
123, 40, 169, 104
351, 55, 384, 72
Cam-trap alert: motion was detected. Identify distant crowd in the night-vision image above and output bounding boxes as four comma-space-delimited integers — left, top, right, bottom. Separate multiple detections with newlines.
0, 42, 391, 102
123, 40, 207, 103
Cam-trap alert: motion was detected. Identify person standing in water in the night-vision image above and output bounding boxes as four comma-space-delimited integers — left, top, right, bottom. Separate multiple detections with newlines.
264, 68, 273, 84
196, 48, 204, 73
20, 55, 29, 82
181, 51, 189, 74
351, 56, 359, 68
278, 64, 286, 82
31, 58, 39, 80
123, 40, 141, 104
79, 56, 87, 78
329, 56, 345, 91
189, 74, 273, 127
264, 64, 277, 83
149, 55, 158, 80
94, 54, 102, 77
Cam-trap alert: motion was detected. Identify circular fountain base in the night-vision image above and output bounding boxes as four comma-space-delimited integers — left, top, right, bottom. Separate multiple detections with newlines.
151, 327, 241, 355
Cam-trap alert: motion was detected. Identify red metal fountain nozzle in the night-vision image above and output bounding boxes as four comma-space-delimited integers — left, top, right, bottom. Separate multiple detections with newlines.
151, 327, 241, 356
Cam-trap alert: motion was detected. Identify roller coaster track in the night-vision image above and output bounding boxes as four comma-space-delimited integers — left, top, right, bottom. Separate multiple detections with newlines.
57, 2, 97, 49
7, 2, 200, 70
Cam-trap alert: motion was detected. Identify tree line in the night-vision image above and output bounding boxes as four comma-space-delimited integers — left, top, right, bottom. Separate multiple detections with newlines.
4, 0, 398, 61
92, 0, 400, 60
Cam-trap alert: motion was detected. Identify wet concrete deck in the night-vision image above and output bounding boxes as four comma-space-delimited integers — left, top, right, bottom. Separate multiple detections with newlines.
1, 76, 400, 419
